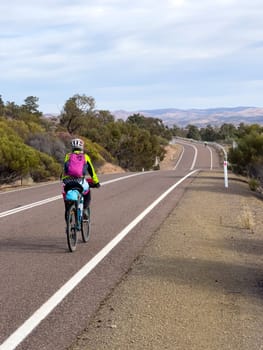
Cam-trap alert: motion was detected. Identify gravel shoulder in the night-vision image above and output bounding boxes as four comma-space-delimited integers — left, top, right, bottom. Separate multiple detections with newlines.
69, 170, 263, 350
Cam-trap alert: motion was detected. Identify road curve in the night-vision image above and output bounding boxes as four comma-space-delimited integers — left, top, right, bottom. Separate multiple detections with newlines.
0, 140, 221, 350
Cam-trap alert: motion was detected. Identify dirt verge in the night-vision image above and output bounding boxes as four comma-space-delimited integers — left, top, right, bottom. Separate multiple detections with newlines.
69, 171, 263, 350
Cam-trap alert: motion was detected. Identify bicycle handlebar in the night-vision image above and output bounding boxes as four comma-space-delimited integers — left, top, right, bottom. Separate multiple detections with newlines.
87, 178, 100, 188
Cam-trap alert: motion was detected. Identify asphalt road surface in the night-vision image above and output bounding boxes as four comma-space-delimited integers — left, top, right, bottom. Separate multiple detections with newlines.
0, 140, 221, 350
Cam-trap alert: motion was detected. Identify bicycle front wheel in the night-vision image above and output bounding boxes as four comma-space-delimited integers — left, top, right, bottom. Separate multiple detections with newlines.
81, 207, 90, 243
66, 202, 78, 252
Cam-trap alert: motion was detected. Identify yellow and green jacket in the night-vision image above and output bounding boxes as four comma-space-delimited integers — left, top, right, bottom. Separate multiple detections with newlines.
62, 151, 99, 184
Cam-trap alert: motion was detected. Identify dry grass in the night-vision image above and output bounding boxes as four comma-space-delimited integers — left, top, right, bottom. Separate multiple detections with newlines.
239, 200, 255, 232
159, 144, 182, 170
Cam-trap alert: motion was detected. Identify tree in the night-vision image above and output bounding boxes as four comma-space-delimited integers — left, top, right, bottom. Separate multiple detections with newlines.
96, 110, 115, 125
59, 94, 96, 134
186, 124, 201, 140
127, 113, 172, 141
200, 124, 218, 141
113, 122, 165, 171
22, 96, 41, 115
228, 130, 263, 177
170, 124, 186, 137
236, 123, 263, 139
0, 123, 39, 183
0, 95, 4, 116
218, 123, 237, 141
4, 101, 20, 119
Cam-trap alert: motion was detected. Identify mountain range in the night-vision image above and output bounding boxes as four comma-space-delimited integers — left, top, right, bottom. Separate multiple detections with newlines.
112, 106, 263, 128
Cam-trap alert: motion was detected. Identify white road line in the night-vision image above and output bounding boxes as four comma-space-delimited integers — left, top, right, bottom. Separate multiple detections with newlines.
173, 140, 198, 170
0, 181, 60, 194
173, 146, 185, 170
208, 146, 213, 170
190, 144, 198, 170
0, 172, 152, 218
0, 196, 62, 218
0, 172, 151, 195
101, 171, 153, 185
0, 169, 199, 350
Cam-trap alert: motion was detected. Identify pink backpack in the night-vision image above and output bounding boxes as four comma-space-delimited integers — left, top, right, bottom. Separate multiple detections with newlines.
66, 153, 86, 177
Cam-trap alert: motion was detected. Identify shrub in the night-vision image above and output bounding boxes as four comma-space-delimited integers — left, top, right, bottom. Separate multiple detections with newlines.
248, 178, 260, 192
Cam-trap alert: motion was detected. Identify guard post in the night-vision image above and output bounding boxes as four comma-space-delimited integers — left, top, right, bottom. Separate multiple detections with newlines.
214, 143, 228, 188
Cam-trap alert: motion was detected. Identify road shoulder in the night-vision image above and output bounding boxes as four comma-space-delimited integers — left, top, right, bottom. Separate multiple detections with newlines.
69, 170, 263, 350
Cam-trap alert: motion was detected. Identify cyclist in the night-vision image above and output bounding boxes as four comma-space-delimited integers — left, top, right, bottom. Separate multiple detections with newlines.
62, 138, 100, 219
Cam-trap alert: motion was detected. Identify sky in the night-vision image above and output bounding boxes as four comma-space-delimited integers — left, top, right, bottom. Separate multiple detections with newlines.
1, 0, 263, 114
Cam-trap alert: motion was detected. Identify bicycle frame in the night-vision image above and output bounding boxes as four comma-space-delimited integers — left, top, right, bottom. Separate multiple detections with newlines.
65, 182, 83, 225
64, 180, 91, 252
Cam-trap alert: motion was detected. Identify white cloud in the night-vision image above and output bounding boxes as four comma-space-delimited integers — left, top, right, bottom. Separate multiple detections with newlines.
168, 0, 186, 7
1, 0, 263, 111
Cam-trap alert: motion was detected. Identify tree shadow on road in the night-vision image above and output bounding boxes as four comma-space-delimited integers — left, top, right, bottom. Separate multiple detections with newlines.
135, 254, 263, 300
206, 237, 263, 257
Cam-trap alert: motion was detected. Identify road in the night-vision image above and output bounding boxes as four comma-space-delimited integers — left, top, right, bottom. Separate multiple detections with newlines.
0, 141, 221, 350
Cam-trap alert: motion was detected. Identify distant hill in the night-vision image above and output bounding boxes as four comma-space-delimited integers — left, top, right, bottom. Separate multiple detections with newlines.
112, 107, 263, 127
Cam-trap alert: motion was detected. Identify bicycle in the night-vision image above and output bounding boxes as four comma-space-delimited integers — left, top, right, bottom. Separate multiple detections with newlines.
64, 180, 95, 252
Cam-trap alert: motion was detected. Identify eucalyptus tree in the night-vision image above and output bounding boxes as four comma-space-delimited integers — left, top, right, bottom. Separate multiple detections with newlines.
200, 124, 218, 142
22, 96, 41, 115
186, 124, 201, 140
4, 101, 20, 119
228, 127, 263, 177
127, 113, 172, 141
218, 123, 237, 141
0, 95, 4, 116
59, 94, 96, 134
0, 121, 38, 183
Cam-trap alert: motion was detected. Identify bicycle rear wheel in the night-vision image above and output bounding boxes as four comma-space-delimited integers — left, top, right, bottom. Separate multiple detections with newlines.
66, 202, 78, 252
81, 207, 90, 243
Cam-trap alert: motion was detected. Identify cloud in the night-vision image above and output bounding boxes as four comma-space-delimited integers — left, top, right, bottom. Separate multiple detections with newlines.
1, 0, 263, 111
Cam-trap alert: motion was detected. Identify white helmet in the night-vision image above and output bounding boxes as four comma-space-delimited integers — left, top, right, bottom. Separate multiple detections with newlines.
71, 138, 84, 151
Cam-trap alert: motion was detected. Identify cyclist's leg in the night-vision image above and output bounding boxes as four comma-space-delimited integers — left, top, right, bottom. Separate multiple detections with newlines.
83, 191, 91, 219
64, 201, 68, 222
62, 183, 68, 222
81, 191, 91, 242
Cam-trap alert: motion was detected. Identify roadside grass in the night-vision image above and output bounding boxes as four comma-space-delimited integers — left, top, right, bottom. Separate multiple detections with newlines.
240, 200, 255, 232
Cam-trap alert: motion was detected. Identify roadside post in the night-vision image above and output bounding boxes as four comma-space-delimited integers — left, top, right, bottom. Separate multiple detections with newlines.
223, 159, 228, 188
216, 143, 228, 188
175, 137, 229, 188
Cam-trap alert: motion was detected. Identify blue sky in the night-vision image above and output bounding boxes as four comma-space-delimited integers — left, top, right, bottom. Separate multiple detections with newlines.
1, 0, 263, 114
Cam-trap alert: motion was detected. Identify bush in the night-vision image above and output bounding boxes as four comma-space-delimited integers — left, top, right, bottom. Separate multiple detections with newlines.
248, 178, 260, 192
30, 152, 62, 182
0, 125, 39, 184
